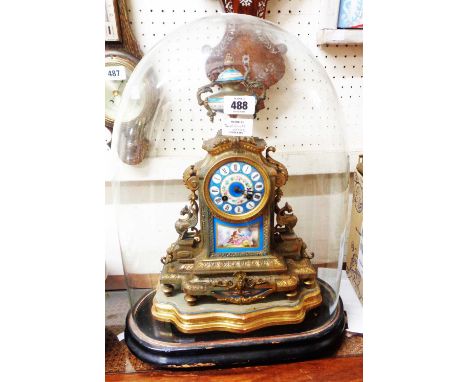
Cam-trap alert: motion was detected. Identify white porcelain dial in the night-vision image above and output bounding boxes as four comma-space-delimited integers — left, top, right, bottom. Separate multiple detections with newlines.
105, 51, 143, 128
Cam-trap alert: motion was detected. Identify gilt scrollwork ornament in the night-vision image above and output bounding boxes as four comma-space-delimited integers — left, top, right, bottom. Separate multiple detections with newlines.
210, 272, 266, 291
175, 197, 200, 241
183, 164, 199, 192
160, 164, 201, 266
275, 202, 298, 235
301, 242, 315, 260
161, 244, 175, 265
211, 272, 272, 304
266, 146, 289, 187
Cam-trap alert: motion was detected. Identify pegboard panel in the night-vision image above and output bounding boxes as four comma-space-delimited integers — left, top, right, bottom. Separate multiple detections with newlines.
124, 0, 362, 172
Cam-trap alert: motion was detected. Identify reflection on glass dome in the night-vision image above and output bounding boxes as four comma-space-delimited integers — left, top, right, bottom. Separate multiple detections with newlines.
111, 13, 349, 367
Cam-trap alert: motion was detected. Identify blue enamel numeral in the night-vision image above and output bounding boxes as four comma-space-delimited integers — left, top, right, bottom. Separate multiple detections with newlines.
209, 161, 265, 216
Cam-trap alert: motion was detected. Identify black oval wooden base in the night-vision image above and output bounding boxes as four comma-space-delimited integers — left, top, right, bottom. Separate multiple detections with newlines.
125, 280, 346, 369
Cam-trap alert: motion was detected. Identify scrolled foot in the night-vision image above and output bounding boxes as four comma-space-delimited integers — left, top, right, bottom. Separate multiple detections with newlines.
184, 294, 197, 306
303, 279, 316, 289
285, 289, 298, 300
162, 284, 174, 296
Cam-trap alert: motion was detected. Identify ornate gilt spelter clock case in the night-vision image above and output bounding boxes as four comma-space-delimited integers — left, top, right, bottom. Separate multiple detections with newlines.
112, 14, 349, 368
154, 132, 323, 332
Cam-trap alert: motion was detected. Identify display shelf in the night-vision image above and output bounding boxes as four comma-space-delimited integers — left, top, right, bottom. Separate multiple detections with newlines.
317, 0, 363, 45
317, 28, 363, 45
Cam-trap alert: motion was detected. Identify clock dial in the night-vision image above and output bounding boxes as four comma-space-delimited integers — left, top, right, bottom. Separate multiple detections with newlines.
104, 64, 132, 120
207, 160, 269, 220
105, 51, 143, 129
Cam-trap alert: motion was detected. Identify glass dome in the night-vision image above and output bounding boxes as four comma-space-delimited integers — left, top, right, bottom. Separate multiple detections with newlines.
111, 13, 349, 362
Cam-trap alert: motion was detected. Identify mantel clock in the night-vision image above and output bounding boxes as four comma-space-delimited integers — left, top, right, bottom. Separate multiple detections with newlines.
154, 132, 322, 331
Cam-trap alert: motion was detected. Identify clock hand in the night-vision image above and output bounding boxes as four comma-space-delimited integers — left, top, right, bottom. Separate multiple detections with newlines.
111, 81, 125, 102
243, 188, 254, 200
114, 80, 125, 95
